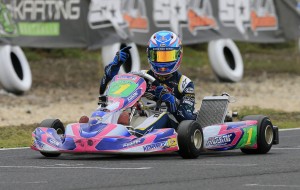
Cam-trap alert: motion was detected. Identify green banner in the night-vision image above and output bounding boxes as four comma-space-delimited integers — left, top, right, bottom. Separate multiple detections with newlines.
18, 22, 60, 36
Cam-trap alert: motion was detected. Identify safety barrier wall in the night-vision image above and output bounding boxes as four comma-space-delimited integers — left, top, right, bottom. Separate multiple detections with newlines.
0, 0, 299, 48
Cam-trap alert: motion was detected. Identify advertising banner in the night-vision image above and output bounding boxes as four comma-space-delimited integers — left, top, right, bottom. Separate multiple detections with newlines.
0, 0, 300, 48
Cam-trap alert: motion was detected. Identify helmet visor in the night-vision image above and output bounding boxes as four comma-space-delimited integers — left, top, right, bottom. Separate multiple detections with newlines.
149, 48, 180, 63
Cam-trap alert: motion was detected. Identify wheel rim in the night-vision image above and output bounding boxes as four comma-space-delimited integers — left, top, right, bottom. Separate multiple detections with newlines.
265, 125, 273, 145
193, 129, 202, 149
55, 128, 65, 140
56, 128, 64, 135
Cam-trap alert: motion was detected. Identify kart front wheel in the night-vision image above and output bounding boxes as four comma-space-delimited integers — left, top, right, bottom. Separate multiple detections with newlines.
38, 119, 65, 157
177, 120, 203, 159
241, 115, 274, 154
40, 152, 61, 158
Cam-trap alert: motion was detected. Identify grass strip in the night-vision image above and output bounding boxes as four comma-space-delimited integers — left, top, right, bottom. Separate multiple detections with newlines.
238, 107, 300, 129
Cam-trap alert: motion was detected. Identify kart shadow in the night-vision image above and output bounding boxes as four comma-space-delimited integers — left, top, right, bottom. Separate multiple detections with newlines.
36, 150, 267, 161
38, 152, 181, 161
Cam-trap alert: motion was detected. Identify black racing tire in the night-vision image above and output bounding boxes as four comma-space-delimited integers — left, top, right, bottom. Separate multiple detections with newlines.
240, 115, 274, 154
38, 119, 65, 157
40, 152, 61, 158
39, 119, 65, 134
177, 120, 203, 159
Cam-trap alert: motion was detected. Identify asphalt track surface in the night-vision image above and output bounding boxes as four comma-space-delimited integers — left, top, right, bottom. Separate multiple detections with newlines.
0, 129, 300, 190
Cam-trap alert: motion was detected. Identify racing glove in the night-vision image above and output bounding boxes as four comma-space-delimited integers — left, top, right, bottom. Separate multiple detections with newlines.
160, 93, 177, 114
155, 85, 166, 100
155, 86, 177, 113
104, 46, 132, 79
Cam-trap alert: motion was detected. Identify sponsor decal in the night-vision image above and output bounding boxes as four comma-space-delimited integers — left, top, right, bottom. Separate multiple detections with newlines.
123, 138, 144, 148
13, 0, 80, 21
185, 93, 195, 98
143, 141, 167, 151
127, 91, 139, 102
153, 0, 218, 36
153, 0, 187, 35
148, 84, 174, 94
187, 0, 218, 35
117, 75, 137, 80
219, 0, 278, 36
184, 87, 194, 94
0, 0, 18, 36
167, 138, 177, 147
159, 67, 167, 71
11, 0, 80, 36
108, 80, 138, 97
88, 0, 128, 39
143, 138, 177, 151
0, 0, 80, 36
181, 78, 188, 90
153, 0, 278, 37
152, 47, 175, 51
183, 99, 194, 106
122, 0, 149, 32
185, 96, 195, 101
47, 137, 60, 147
182, 94, 195, 109
206, 133, 235, 147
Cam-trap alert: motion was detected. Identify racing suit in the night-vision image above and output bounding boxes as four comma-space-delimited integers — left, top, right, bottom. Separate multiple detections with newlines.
99, 63, 197, 134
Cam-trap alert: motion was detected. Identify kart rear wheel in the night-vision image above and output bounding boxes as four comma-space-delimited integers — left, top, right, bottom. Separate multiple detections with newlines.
177, 120, 203, 159
39, 119, 65, 157
240, 115, 274, 154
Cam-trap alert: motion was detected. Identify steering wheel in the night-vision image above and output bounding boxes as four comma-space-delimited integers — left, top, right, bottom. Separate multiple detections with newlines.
129, 71, 164, 110
129, 71, 159, 86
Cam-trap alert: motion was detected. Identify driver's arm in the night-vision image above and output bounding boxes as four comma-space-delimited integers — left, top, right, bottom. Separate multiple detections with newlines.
99, 64, 119, 95
99, 46, 131, 95
176, 82, 197, 122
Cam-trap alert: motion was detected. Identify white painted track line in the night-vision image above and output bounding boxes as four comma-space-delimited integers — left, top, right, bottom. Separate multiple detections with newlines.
0, 165, 152, 170
245, 184, 300, 188
279, 128, 300, 131
0, 147, 29, 151
0, 181, 48, 184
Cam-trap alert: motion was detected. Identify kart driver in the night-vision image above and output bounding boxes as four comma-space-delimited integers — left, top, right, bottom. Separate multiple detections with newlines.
99, 30, 196, 134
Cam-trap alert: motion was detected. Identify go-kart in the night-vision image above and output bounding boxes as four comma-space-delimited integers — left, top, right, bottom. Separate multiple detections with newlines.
31, 72, 279, 159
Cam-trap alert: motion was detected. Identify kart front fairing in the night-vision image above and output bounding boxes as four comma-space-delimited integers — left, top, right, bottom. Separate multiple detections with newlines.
31, 74, 179, 154
91, 74, 147, 124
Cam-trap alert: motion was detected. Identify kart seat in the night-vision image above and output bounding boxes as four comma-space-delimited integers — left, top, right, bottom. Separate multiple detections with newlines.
117, 111, 130, 126
130, 115, 147, 128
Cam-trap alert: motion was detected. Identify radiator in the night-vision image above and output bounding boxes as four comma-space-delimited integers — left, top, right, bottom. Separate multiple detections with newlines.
196, 96, 229, 127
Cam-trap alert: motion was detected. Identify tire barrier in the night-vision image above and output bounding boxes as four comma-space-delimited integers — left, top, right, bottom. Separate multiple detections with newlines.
208, 39, 244, 82
0, 45, 32, 94
101, 42, 141, 73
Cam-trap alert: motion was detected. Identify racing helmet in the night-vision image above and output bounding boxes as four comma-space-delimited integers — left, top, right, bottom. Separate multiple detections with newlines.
147, 31, 183, 75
